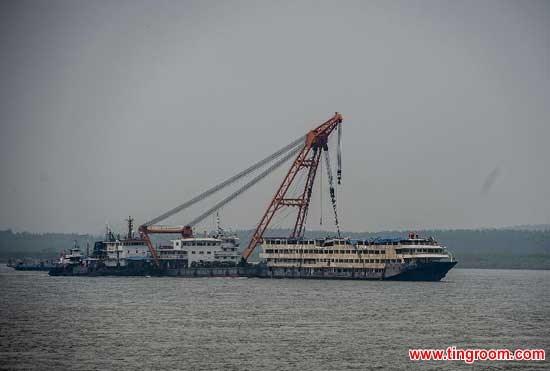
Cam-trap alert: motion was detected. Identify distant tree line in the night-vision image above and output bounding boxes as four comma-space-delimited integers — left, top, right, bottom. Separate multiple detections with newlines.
0, 230, 97, 260
1, 228, 549, 269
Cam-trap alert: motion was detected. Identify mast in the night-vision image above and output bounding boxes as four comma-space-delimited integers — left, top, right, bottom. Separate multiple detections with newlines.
126, 216, 134, 239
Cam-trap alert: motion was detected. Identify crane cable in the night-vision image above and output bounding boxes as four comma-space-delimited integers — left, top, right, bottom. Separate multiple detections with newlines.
337, 121, 342, 184
186, 145, 302, 227
319, 150, 323, 226
143, 135, 305, 227
323, 147, 341, 238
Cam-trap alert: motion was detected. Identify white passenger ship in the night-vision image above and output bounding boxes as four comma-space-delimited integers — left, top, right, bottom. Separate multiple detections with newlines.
259, 232, 457, 281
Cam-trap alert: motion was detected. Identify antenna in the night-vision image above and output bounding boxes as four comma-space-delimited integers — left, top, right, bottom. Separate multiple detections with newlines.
126, 216, 134, 239
216, 211, 224, 235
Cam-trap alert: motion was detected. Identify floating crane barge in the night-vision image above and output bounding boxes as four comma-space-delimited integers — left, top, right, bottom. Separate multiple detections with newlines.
50, 113, 456, 280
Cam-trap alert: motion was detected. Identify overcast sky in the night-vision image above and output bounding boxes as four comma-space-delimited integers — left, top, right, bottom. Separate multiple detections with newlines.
1, 0, 548, 234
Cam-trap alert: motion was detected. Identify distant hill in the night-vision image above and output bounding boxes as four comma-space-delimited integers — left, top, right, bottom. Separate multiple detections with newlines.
1, 228, 549, 269
0, 230, 98, 260
502, 224, 550, 232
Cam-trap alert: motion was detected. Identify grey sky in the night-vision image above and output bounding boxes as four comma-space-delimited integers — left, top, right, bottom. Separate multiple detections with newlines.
1, 0, 548, 234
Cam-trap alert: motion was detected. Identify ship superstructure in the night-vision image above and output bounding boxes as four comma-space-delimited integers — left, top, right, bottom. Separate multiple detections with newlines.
91, 220, 150, 268
159, 234, 240, 268
101, 239, 150, 268
58, 244, 83, 266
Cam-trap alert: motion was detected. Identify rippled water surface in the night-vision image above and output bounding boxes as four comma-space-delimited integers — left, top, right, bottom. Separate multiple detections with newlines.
0, 266, 549, 370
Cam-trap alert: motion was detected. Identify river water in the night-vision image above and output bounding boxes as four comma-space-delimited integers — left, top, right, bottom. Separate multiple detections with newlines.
0, 265, 548, 370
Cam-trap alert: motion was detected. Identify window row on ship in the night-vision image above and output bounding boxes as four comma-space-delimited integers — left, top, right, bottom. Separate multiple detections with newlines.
268, 266, 385, 273
264, 239, 439, 246
266, 258, 402, 264
174, 241, 221, 247
263, 248, 443, 254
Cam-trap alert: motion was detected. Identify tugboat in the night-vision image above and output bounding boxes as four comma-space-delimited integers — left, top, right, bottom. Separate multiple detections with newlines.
48, 242, 84, 276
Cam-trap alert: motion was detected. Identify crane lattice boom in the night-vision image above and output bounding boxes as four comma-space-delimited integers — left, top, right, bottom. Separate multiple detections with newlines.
242, 112, 343, 261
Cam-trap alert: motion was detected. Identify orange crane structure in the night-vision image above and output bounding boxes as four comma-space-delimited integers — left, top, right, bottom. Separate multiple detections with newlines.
242, 112, 343, 260
138, 112, 343, 266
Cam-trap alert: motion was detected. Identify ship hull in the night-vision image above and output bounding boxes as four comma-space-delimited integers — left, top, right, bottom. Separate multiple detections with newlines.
48, 261, 457, 281
258, 261, 457, 281
49, 265, 259, 277
385, 261, 457, 281
14, 265, 53, 271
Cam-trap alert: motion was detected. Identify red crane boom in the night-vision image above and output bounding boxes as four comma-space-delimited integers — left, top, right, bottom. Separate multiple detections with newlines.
242, 112, 343, 261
